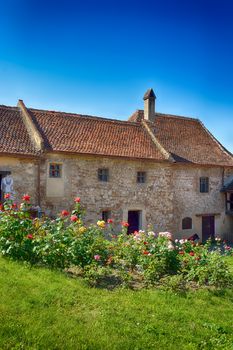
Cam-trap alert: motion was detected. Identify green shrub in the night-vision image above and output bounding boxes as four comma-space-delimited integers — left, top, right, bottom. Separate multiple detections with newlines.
0, 195, 232, 290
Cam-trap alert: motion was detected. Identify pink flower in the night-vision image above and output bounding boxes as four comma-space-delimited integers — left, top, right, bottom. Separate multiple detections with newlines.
26, 234, 33, 240
121, 221, 129, 227
70, 214, 78, 222
4, 193, 11, 199
22, 194, 30, 202
61, 210, 69, 216
107, 218, 113, 224
225, 246, 231, 251
94, 254, 101, 261
74, 197, 81, 203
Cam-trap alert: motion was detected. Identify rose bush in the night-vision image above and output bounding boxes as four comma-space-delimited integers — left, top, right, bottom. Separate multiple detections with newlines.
0, 195, 232, 289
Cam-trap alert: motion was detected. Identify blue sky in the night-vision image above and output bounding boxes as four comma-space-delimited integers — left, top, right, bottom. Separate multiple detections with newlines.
0, 0, 233, 151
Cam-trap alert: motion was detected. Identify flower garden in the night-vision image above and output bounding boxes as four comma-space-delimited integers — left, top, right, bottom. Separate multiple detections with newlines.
0, 194, 232, 291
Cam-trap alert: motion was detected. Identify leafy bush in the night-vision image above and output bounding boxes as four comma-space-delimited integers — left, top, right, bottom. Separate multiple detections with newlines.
0, 194, 232, 290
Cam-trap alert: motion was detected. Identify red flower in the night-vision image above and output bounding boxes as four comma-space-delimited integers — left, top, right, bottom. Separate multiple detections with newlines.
121, 221, 129, 227
0, 204, 4, 211
26, 234, 33, 240
143, 250, 150, 255
143, 241, 148, 245
70, 214, 78, 222
189, 251, 195, 256
22, 194, 30, 202
195, 256, 201, 261
107, 218, 113, 224
11, 203, 17, 209
179, 251, 184, 255
4, 193, 11, 199
61, 210, 69, 216
74, 197, 81, 203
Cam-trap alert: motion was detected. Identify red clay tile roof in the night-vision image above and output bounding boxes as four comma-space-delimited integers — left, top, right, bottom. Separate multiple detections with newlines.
0, 105, 37, 156
28, 108, 167, 160
0, 103, 232, 166
131, 110, 233, 166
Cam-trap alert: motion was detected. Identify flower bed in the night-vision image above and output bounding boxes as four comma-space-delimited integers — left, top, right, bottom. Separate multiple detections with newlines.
0, 194, 232, 290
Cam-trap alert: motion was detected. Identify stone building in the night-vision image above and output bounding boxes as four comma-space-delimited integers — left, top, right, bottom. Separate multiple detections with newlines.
0, 89, 233, 241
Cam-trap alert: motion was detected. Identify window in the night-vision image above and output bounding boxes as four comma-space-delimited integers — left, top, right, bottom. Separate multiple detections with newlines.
137, 171, 146, 184
200, 177, 209, 193
102, 210, 111, 222
49, 163, 62, 178
182, 217, 192, 230
98, 168, 109, 182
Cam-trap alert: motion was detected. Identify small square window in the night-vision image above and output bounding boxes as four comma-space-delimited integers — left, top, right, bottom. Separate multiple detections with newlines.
200, 177, 209, 193
98, 168, 109, 182
49, 163, 62, 178
137, 171, 146, 184
102, 210, 111, 222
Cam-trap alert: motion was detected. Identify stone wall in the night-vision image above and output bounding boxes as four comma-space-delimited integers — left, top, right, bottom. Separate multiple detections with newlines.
40, 153, 174, 232
172, 165, 233, 240
1, 153, 232, 241
0, 156, 38, 204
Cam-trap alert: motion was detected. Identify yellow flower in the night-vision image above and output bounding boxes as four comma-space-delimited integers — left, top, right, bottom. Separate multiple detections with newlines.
97, 220, 106, 228
78, 226, 87, 234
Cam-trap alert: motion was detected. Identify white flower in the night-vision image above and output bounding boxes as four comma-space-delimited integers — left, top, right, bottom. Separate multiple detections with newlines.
159, 231, 173, 240
148, 231, 155, 237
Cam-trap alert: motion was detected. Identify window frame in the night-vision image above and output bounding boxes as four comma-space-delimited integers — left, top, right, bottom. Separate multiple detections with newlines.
137, 171, 146, 184
98, 168, 109, 182
182, 217, 192, 230
49, 163, 62, 178
200, 177, 209, 193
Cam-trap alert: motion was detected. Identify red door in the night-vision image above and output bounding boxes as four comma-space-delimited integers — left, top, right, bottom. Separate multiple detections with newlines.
202, 216, 215, 242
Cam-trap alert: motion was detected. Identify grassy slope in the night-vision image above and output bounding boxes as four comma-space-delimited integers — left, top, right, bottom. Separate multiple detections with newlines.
0, 257, 233, 350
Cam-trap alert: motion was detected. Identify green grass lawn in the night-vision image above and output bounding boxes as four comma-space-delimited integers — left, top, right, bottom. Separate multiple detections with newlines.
0, 257, 233, 350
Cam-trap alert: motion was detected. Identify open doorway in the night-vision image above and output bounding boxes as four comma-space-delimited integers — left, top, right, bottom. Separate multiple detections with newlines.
128, 210, 141, 234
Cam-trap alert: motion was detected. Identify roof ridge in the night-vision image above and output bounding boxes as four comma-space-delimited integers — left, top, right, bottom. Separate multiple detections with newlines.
29, 107, 140, 126
0, 105, 18, 110
155, 113, 199, 122
136, 109, 199, 121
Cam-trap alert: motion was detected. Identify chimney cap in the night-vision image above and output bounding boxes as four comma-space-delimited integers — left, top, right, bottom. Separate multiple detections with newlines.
143, 88, 156, 100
